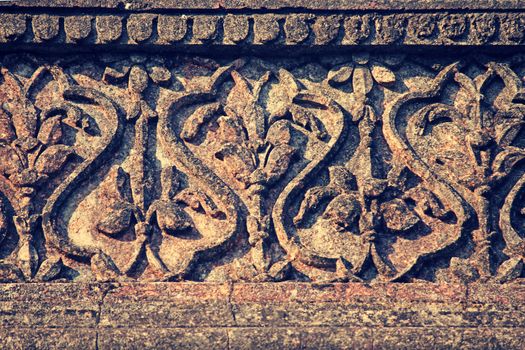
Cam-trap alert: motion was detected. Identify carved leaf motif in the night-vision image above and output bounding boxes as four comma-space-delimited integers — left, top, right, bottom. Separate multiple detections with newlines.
264, 143, 296, 185
128, 65, 149, 94
294, 186, 338, 226
147, 66, 172, 84
492, 147, 525, 178
323, 193, 361, 232
225, 70, 267, 142
0, 109, 16, 143
267, 69, 299, 118
381, 63, 473, 280
96, 202, 134, 236
264, 120, 296, 184
103, 66, 131, 84
37, 116, 63, 145
215, 115, 247, 144
0, 69, 38, 138
181, 102, 220, 142
496, 257, 523, 283
34, 144, 73, 175
0, 145, 23, 176
495, 113, 524, 147
35, 256, 63, 282
155, 202, 193, 236
215, 142, 256, 188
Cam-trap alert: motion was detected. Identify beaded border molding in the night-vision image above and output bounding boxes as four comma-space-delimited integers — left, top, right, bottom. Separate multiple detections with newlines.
0, 11, 524, 47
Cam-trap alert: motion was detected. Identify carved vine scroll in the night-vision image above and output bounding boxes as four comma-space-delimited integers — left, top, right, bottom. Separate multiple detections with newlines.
0, 53, 524, 283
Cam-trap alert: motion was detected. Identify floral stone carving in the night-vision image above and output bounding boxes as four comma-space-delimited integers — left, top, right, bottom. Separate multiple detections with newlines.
0, 52, 522, 286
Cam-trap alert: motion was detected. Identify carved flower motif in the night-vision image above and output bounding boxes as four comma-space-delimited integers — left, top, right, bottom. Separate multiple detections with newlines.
0, 69, 80, 189
102, 58, 171, 119
410, 63, 525, 192
183, 70, 298, 193
325, 53, 401, 120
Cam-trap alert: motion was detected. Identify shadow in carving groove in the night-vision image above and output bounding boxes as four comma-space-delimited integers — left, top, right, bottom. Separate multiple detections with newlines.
0, 191, 17, 260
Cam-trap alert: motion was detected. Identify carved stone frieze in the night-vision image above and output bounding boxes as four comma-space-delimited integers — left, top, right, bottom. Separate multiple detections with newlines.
3, 1, 525, 348
0, 52, 524, 284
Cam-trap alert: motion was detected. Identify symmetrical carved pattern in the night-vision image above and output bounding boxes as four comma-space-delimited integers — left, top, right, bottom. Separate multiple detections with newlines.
1, 53, 525, 283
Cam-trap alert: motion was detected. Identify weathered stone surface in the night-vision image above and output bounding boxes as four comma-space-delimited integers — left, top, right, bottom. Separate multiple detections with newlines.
0, 328, 97, 350
100, 283, 234, 327
1, 0, 525, 348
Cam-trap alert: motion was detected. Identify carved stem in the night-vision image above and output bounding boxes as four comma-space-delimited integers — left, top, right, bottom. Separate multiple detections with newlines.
130, 106, 149, 214
472, 189, 493, 278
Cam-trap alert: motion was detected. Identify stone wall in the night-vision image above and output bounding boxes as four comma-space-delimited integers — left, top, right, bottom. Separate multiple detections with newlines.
0, 1, 524, 349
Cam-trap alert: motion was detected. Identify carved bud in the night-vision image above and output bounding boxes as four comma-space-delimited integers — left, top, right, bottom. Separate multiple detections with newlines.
128, 65, 149, 94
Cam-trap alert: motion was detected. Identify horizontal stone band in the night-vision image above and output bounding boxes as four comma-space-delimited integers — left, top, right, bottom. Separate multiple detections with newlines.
0, 12, 524, 47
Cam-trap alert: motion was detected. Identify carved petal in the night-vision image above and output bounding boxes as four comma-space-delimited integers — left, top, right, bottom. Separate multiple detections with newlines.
4, 101, 38, 139
0, 109, 16, 143
494, 108, 525, 146
323, 193, 361, 233
215, 142, 256, 187
0, 145, 23, 176
37, 116, 63, 145
214, 115, 247, 144
0, 69, 38, 138
266, 120, 292, 146
352, 65, 373, 98
103, 66, 131, 84
264, 143, 296, 185
147, 66, 172, 84
326, 65, 354, 85
35, 256, 63, 282
226, 71, 266, 142
294, 186, 338, 226
128, 65, 149, 94
492, 146, 525, 178
496, 257, 523, 283
34, 144, 73, 175
370, 63, 396, 87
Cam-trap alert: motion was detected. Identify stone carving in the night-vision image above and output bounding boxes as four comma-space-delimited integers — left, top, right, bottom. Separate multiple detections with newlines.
2, 12, 525, 46
0, 53, 524, 284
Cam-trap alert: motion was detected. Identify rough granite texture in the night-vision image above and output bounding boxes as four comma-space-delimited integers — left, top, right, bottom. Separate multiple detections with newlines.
0, 0, 525, 349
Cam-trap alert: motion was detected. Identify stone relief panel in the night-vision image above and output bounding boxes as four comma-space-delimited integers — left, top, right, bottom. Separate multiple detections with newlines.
0, 53, 525, 283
